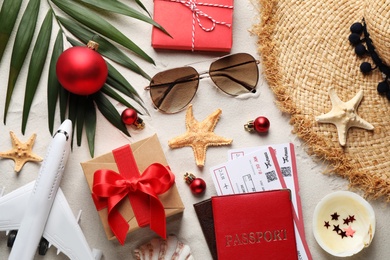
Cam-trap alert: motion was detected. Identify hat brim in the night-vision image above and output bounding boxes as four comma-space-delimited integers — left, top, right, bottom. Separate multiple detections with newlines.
256, 0, 390, 200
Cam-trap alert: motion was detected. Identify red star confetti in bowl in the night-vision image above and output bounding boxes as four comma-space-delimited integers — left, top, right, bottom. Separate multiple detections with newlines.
313, 191, 375, 257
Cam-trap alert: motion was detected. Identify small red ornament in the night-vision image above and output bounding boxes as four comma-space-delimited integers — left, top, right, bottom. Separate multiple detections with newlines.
244, 116, 270, 133
121, 108, 145, 129
184, 173, 206, 195
56, 40, 108, 96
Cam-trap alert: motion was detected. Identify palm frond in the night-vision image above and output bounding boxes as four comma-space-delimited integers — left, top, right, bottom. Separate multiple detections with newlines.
0, 0, 23, 62
0, 0, 159, 157
59, 20, 150, 80
77, 0, 169, 35
84, 97, 97, 157
47, 31, 64, 135
93, 91, 130, 137
4, 0, 40, 124
51, 0, 154, 64
22, 10, 53, 134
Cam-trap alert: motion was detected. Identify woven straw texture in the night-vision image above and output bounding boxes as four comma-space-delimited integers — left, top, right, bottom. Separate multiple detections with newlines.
255, 0, 390, 200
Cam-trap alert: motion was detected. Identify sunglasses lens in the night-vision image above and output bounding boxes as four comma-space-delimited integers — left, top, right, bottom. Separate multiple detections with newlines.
149, 67, 199, 113
209, 53, 258, 95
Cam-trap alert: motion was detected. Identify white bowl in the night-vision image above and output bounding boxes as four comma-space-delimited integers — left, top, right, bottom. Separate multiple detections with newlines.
313, 191, 375, 257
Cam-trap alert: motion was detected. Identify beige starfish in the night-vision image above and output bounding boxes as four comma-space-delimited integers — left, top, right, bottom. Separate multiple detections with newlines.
168, 104, 233, 167
315, 87, 374, 146
0, 132, 43, 172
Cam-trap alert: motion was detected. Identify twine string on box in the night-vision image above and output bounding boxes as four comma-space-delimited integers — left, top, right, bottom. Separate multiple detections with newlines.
163, 0, 233, 50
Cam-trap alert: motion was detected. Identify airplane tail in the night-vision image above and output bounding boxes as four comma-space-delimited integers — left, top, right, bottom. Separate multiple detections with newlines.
92, 248, 103, 260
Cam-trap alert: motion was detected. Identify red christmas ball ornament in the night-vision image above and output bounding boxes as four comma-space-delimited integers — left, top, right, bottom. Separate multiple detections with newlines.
121, 108, 145, 129
121, 108, 138, 125
56, 41, 108, 95
184, 173, 206, 195
244, 116, 270, 133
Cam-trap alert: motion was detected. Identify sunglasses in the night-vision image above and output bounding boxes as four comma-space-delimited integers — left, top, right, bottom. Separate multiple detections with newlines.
145, 53, 260, 114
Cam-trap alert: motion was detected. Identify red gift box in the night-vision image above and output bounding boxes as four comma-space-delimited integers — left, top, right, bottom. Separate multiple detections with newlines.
152, 0, 234, 52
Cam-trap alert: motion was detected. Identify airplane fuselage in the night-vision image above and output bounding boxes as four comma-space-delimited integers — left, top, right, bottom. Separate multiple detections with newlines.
8, 120, 71, 260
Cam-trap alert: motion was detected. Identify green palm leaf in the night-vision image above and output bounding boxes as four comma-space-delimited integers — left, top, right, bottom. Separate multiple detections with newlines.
85, 97, 97, 157
134, 0, 152, 17
76, 96, 87, 146
47, 31, 64, 134
93, 91, 130, 136
0, 0, 23, 62
106, 62, 147, 111
100, 85, 139, 113
59, 87, 70, 124
22, 10, 53, 134
51, 0, 154, 64
58, 18, 150, 79
3, 0, 40, 124
78, 0, 169, 35
68, 93, 78, 150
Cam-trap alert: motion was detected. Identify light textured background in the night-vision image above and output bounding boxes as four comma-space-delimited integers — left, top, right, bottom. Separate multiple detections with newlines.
0, 1, 389, 259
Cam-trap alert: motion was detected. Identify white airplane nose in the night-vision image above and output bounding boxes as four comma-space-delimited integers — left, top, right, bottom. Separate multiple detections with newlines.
56, 119, 73, 140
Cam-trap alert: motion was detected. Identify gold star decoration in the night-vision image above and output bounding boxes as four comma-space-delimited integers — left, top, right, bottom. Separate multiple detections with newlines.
315, 87, 374, 146
0, 132, 43, 172
168, 104, 233, 167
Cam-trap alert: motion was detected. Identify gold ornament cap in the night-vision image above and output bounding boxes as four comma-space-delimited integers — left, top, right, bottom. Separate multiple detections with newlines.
184, 172, 196, 184
133, 117, 145, 129
244, 120, 255, 132
87, 40, 99, 51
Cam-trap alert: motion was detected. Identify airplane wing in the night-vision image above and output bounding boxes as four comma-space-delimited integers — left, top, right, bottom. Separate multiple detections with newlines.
0, 182, 34, 231
43, 187, 101, 260
0, 183, 101, 260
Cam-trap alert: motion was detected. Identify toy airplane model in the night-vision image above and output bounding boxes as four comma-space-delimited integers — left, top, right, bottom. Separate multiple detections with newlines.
0, 120, 102, 260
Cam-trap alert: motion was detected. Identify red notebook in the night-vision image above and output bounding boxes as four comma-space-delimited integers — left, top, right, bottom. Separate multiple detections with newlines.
212, 190, 298, 260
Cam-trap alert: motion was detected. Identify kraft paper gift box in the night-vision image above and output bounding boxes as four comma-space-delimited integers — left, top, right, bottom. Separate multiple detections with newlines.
81, 134, 185, 242
152, 0, 234, 52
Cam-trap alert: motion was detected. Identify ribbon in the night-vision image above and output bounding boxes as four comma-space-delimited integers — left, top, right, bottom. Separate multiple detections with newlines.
92, 145, 175, 245
163, 0, 233, 51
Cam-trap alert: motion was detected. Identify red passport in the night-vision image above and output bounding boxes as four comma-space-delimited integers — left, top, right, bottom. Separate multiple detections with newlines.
212, 190, 298, 260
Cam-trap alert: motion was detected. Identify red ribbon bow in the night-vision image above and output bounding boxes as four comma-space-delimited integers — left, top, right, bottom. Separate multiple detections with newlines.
92, 145, 175, 245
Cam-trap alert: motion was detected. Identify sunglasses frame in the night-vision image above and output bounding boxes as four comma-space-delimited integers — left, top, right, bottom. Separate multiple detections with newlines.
145, 53, 260, 113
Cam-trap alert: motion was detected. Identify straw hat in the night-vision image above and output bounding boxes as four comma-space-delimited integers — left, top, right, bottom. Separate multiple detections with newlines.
255, 0, 390, 200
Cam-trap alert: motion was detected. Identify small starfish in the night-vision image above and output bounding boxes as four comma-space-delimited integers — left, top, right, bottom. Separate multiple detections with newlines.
0, 132, 42, 172
315, 87, 374, 146
168, 104, 232, 167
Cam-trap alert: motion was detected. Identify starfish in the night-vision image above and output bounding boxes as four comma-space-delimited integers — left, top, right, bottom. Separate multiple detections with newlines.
0, 132, 42, 172
315, 87, 374, 146
168, 104, 232, 167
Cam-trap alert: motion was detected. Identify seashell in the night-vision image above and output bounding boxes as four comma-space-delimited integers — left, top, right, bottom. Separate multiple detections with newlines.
134, 235, 194, 260
313, 191, 375, 257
